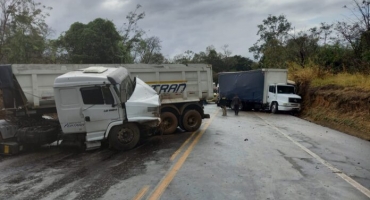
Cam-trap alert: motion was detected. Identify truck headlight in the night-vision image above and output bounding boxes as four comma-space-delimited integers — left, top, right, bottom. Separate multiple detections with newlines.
282, 103, 288, 106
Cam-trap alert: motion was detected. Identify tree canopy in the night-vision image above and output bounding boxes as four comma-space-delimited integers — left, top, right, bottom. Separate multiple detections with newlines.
0, 0, 52, 63
1, 0, 369, 75
57, 18, 121, 64
247, 1, 370, 73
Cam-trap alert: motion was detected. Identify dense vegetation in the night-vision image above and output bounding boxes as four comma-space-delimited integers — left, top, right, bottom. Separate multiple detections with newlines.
1, 1, 370, 74
0, 0, 369, 138
1, 0, 369, 83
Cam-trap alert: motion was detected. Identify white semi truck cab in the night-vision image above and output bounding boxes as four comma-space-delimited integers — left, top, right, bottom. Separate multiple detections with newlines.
54, 67, 161, 150
0, 65, 161, 153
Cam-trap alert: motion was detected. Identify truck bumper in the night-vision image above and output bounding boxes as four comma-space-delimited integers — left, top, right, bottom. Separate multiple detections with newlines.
278, 105, 301, 112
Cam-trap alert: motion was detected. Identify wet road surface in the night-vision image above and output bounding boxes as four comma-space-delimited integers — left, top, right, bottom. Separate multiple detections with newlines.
0, 103, 369, 200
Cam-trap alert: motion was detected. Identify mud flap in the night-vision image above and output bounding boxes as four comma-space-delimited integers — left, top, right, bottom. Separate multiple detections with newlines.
203, 114, 210, 119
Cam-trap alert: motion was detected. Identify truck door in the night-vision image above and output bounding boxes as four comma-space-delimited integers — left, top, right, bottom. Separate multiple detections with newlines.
80, 86, 120, 141
57, 88, 86, 134
267, 85, 277, 104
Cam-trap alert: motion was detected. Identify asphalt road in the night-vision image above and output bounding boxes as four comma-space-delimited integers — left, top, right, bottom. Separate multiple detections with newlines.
0, 103, 369, 200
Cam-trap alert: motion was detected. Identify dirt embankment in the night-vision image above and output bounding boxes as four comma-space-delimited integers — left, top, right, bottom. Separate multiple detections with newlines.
298, 84, 370, 141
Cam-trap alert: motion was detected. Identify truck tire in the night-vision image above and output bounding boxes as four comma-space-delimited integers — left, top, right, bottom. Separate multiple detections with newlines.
271, 102, 278, 114
109, 123, 140, 151
182, 110, 202, 132
161, 112, 178, 135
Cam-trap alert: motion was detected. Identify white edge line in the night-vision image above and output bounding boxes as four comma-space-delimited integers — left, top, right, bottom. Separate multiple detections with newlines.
256, 113, 370, 198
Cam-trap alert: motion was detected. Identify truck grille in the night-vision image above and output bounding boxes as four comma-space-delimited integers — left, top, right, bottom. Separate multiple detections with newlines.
289, 98, 302, 103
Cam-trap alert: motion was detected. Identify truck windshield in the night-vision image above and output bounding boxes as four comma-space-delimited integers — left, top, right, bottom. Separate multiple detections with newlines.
119, 76, 135, 102
277, 86, 295, 94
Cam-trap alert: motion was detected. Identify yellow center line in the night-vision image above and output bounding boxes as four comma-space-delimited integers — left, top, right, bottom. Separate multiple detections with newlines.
170, 130, 197, 161
132, 185, 150, 200
147, 109, 220, 200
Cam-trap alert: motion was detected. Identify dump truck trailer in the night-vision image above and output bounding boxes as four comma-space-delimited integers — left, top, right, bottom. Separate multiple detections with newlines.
122, 64, 213, 134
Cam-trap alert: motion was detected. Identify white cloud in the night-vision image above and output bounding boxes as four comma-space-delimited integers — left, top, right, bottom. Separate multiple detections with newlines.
101, 0, 129, 10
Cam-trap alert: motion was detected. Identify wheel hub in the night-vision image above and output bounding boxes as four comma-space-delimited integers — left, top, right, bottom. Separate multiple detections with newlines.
187, 116, 195, 126
117, 128, 134, 144
163, 118, 172, 129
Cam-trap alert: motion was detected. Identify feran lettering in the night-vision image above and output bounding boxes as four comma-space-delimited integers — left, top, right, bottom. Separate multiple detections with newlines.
151, 83, 187, 94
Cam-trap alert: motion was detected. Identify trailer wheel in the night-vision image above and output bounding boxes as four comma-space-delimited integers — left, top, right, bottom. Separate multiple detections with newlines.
161, 112, 178, 135
182, 110, 202, 132
271, 102, 278, 114
109, 123, 140, 151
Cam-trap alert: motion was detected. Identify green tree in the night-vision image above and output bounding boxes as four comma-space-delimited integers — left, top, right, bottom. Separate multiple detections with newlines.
0, 0, 52, 63
169, 45, 255, 83
231, 55, 253, 71
249, 14, 292, 63
219, 44, 237, 71
285, 31, 319, 67
314, 42, 353, 73
148, 52, 165, 64
133, 36, 162, 63
260, 38, 288, 68
192, 52, 207, 63
58, 18, 121, 64
335, 21, 362, 58
173, 50, 195, 64
119, 4, 145, 63
333, 0, 370, 72
43, 39, 68, 63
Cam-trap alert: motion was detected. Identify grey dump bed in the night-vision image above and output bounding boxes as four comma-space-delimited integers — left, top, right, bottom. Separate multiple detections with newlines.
0, 64, 213, 110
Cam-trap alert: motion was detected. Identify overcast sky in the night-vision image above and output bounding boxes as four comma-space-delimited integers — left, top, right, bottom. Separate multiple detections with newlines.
43, 0, 351, 60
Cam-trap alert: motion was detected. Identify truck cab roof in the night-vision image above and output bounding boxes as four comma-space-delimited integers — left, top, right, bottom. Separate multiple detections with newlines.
54, 67, 129, 87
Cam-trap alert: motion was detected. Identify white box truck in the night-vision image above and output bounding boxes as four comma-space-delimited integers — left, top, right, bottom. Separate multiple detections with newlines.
0, 65, 161, 154
218, 69, 301, 113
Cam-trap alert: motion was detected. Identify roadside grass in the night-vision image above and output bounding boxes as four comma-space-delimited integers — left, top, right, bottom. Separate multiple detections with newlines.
288, 63, 370, 141
311, 73, 370, 91
288, 62, 370, 91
